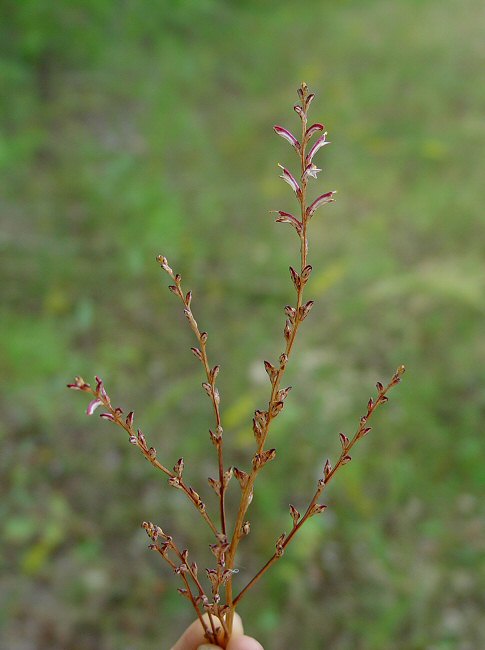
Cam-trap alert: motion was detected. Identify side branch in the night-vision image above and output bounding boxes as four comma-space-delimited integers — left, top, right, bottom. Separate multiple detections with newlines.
68, 376, 219, 536
157, 256, 228, 537
232, 365, 405, 606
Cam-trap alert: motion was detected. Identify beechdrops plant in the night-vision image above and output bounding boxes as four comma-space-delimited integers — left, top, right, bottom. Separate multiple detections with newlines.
68, 83, 405, 647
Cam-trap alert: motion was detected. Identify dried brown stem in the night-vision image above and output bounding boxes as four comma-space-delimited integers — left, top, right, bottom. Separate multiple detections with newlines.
157, 257, 227, 537
225, 83, 316, 627
74, 378, 219, 536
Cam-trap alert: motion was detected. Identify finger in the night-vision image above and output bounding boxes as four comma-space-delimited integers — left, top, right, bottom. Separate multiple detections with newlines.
172, 613, 244, 650
171, 615, 210, 650
227, 634, 264, 650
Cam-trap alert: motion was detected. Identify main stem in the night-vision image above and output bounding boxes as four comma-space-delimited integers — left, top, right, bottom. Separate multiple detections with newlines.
225, 93, 310, 634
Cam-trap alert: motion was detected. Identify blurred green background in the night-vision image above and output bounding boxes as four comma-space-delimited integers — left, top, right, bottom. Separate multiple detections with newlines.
1, 0, 484, 648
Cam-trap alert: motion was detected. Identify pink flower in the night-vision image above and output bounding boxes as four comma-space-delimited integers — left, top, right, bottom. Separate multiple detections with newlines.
306, 133, 330, 164
86, 398, 103, 416
278, 164, 302, 198
273, 126, 300, 152
306, 191, 336, 217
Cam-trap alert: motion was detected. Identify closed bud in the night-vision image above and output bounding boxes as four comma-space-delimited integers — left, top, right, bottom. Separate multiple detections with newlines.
277, 386, 292, 402
209, 429, 221, 445
148, 447, 157, 460
156, 255, 170, 271
126, 411, 134, 428
376, 381, 384, 393
208, 477, 221, 496
270, 400, 284, 417
202, 382, 213, 398
191, 347, 203, 361
129, 436, 138, 445
323, 458, 332, 477
264, 360, 277, 382
341, 455, 352, 465
284, 320, 292, 341
285, 305, 296, 321
252, 418, 263, 441
200, 332, 208, 343
275, 532, 286, 557
392, 365, 405, 383
223, 467, 233, 487
234, 467, 249, 489
289, 266, 301, 291
253, 448, 276, 469
289, 504, 300, 525
254, 410, 268, 426
185, 291, 192, 306
299, 300, 314, 321
67, 376, 90, 391
301, 264, 313, 281
210, 365, 220, 382
339, 433, 349, 449
241, 521, 251, 536
310, 504, 327, 516
137, 429, 146, 447
173, 457, 184, 477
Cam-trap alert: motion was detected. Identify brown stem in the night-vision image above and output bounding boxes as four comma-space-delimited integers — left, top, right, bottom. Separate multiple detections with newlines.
155, 546, 212, 641
86, 385, 220, 536
158, 260, 227, 537
225, 86, 312, 632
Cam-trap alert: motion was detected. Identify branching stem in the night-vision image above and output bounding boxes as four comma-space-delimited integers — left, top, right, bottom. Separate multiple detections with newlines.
158, 259, 227, 537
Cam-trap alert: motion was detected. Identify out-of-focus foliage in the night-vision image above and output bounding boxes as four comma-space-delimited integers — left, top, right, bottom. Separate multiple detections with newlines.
1, 0, 484, 648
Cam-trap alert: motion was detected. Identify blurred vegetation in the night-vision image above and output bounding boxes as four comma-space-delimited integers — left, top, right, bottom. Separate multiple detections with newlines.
1, 0, 484, 648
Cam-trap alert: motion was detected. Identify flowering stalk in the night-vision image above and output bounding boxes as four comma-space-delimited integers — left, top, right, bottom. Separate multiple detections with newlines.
68, 83, 404, 648
224, 82, 335, 630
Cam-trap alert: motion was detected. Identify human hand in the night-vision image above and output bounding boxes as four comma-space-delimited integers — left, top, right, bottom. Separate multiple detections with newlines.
171, 613, 263, 650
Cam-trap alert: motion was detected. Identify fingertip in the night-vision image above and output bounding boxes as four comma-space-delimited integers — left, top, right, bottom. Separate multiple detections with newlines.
231, 612, 244, 637
227, 634, 264, 650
